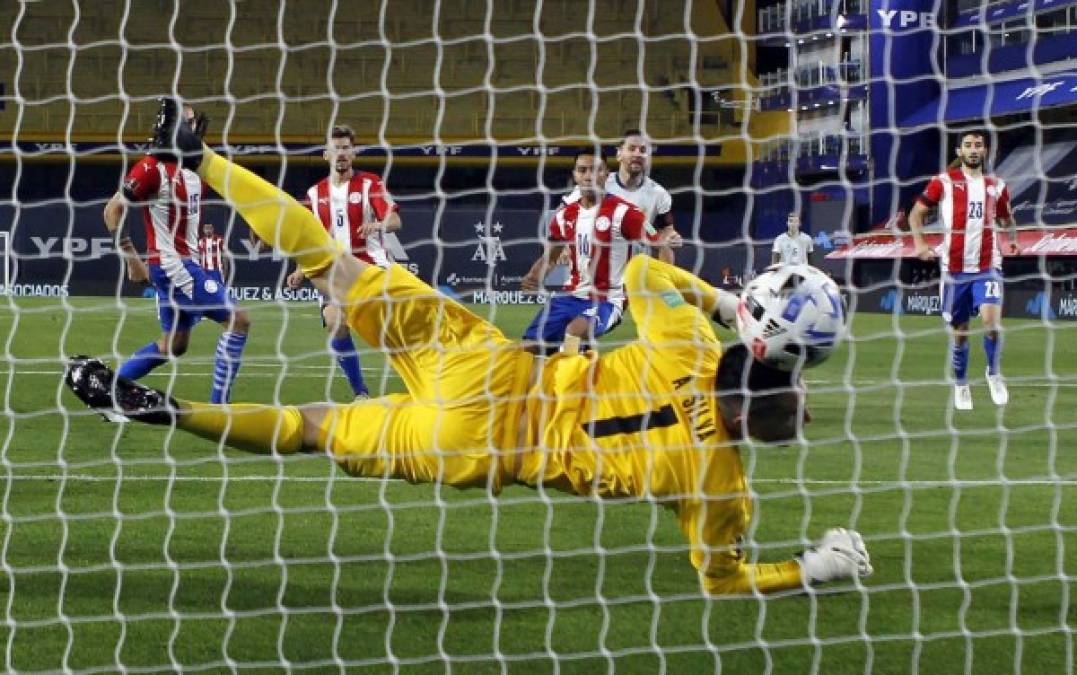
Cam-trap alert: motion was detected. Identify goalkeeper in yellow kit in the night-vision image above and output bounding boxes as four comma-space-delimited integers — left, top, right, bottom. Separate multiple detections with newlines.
66, 99, 872, 596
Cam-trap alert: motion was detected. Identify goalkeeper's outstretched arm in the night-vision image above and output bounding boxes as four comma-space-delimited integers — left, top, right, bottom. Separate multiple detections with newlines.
680, 494, 871, 595
622, 255, 739, 357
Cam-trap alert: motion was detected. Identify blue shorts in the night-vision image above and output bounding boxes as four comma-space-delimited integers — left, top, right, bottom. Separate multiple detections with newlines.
150, 261, 235, 333
522, 295, 622, 343
940, 270, 1003, 326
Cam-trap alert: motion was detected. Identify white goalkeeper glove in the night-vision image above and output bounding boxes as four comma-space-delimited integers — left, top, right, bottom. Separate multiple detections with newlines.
798, 527, 873, 585
712, 290, 740, 330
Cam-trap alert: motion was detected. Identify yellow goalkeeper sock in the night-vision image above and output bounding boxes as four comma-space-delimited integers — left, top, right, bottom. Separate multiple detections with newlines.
198, 147, 339, 278
178, 402, 305, 455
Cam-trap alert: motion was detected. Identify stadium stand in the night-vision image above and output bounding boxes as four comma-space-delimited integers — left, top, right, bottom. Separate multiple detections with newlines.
0, 0, 767, 146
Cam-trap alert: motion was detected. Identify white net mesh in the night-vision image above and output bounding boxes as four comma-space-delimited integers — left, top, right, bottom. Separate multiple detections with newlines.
2, 0, 1076, 671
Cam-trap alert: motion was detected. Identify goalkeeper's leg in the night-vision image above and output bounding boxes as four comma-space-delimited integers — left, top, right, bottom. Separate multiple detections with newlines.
153, 96, 363, 305
64, 356, 508, 488
195, 144, 530, 405
183, 398, 506, 488
196, 146, 364, 304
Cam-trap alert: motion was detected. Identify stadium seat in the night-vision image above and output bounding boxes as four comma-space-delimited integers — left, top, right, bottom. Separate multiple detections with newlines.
0, 0, 750, 143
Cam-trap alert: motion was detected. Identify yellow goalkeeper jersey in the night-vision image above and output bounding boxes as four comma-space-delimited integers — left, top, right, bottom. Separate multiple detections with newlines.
514, 264, 768, 592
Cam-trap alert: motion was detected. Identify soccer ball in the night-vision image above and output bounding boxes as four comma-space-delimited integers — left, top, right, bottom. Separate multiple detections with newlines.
735, 264, 847, 371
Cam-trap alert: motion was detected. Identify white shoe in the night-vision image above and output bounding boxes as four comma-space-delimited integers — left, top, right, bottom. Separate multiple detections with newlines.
353, 393, 370, 402
798, 527, 873, 585
985, 369, 1009, 406
954, 384, 973, 411
101, 410, 130, 424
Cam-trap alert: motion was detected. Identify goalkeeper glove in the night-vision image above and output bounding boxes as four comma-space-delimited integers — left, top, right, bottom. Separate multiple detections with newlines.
711, 290, 739, 330
151, 98, 204, 170
797, 527, 873, 585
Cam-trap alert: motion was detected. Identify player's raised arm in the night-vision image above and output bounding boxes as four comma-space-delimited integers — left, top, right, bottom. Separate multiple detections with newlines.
621, 255, 738, 374
623, 255, 738, 330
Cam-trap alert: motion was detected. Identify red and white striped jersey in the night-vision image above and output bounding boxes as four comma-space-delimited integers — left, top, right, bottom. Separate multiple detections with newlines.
122, 155, 202, 293
305, 172, 399, 268
917, 167, 1012, 274
123, 156, 201, 266
197, 234, 226, 272
549, 195, 657, 306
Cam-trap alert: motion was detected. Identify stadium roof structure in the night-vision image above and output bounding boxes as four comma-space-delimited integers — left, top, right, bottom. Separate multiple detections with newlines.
903, 71, 1077, 127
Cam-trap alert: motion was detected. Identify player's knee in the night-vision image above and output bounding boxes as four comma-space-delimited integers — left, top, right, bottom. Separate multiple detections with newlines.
231, 309, 251, 333
331, 322, 351, 340
322, 304, 342, 330
297, 406, 330, 452
565, 317, 590, 338
168, 336, 189, 356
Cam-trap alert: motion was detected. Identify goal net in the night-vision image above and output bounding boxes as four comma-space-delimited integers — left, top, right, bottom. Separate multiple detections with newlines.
2, 0, 1075, 671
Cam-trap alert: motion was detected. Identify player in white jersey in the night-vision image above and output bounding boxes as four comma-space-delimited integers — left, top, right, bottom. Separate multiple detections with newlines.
771, 212, 814, 266
559, 129, 676, 263
908, 129, 1019, 411
104, 103, 251, 405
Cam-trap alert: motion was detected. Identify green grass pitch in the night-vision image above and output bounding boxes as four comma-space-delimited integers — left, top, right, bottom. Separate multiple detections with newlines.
1, 296, 1076, 673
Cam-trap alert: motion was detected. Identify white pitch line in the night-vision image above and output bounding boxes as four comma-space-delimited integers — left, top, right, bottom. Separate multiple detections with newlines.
3, 475, 1076, 487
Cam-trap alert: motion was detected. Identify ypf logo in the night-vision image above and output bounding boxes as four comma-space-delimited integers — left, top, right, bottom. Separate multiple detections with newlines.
876, 9, 936, 29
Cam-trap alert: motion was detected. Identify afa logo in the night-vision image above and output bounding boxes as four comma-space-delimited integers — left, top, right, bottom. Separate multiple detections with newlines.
1025, 292, 1057, 320
471, 221, 507, 266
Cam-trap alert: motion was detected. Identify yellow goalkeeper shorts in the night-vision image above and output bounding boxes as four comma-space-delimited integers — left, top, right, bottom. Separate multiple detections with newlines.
316, 265, 533, 490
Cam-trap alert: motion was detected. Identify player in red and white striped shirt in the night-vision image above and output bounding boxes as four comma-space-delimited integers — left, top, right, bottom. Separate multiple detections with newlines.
103, 104, 250, 405
521, 148, 682, 353
285, 124, 402, 398
197, 222, 229, 282
909, 129, 1019, 411
559, 130, 677, 265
